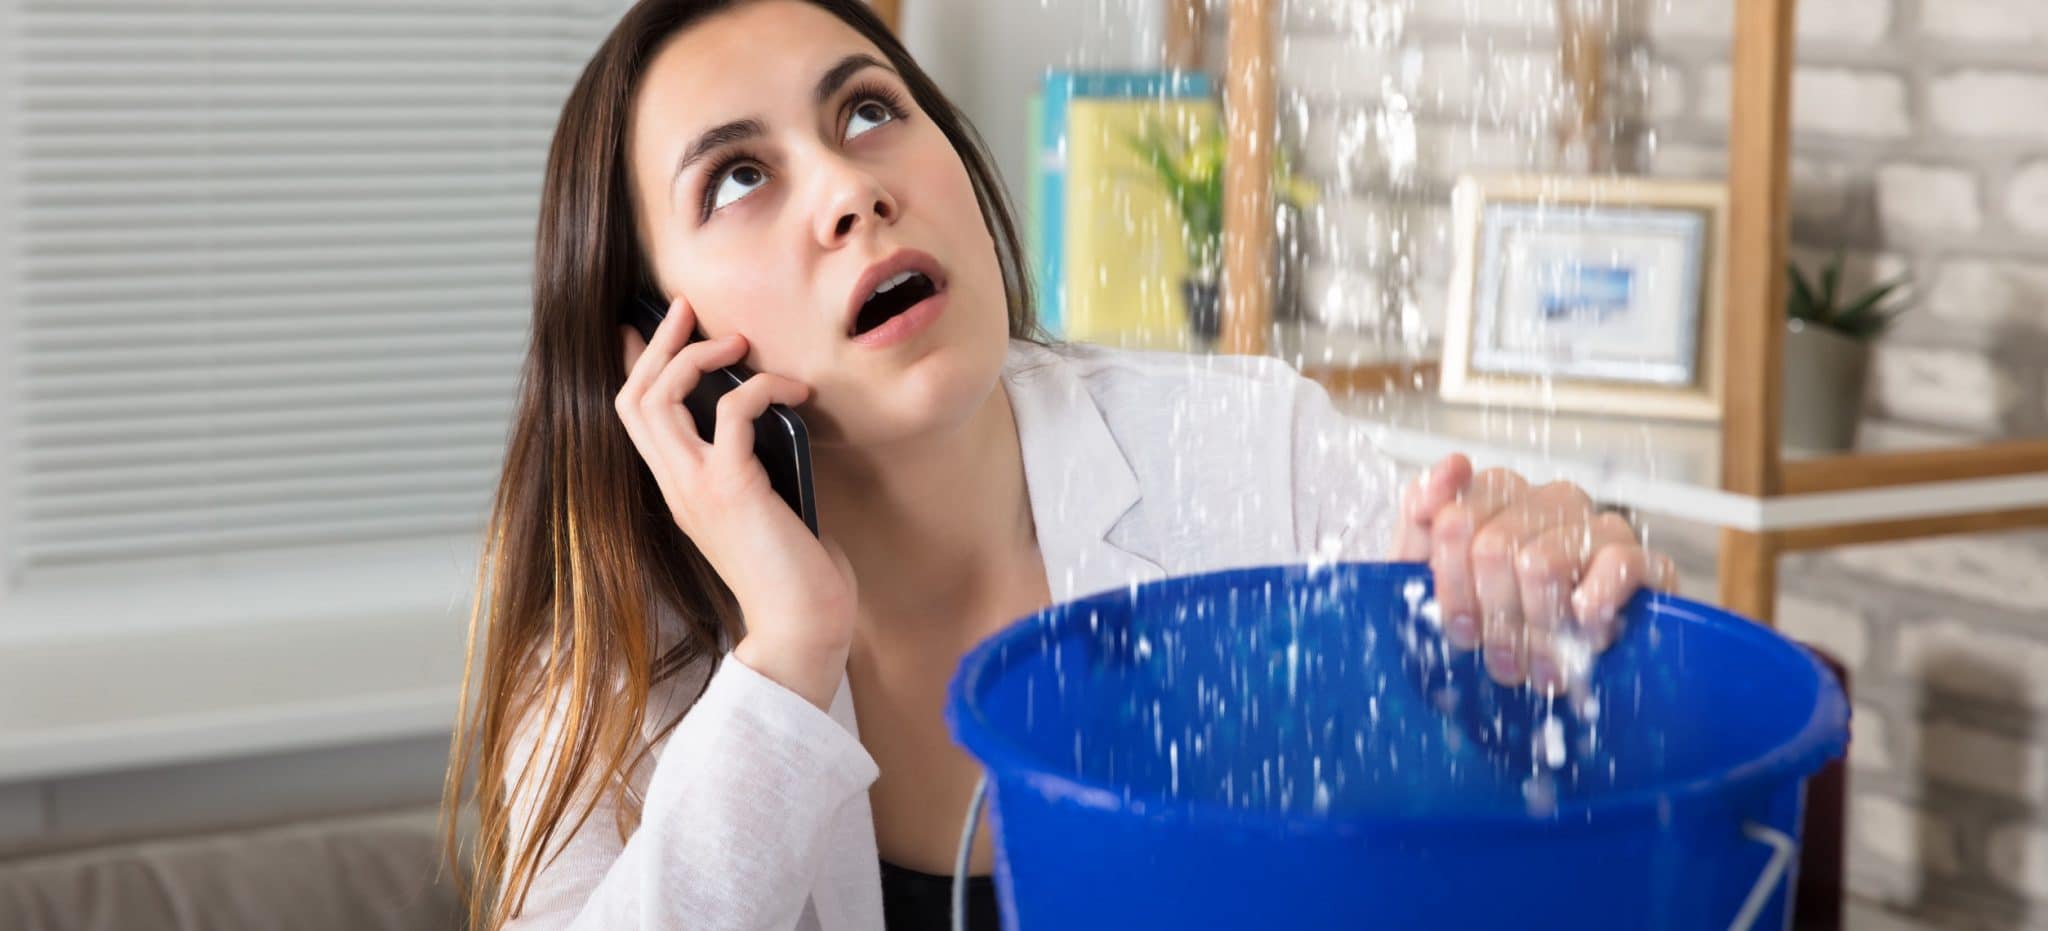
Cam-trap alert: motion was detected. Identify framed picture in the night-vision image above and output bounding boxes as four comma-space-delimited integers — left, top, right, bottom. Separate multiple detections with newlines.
1441, 174, 1727, 421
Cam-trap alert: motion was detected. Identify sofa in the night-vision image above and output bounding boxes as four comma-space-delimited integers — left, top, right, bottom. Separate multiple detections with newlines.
0, 807, 464, 931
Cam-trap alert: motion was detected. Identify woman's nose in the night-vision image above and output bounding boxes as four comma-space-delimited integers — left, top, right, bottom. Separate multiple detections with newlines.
812, 161, 898, 247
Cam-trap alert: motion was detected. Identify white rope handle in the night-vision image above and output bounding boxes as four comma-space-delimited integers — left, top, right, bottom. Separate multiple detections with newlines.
1729, 821, 1798, 931
953, 772, 990, 931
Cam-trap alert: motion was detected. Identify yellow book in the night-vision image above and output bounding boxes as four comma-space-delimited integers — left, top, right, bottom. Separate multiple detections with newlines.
1060, 97, 1223, 350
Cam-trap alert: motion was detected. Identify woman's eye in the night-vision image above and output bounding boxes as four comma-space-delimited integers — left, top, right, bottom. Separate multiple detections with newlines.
710, 163, 765, 212
846, 99, 894, 140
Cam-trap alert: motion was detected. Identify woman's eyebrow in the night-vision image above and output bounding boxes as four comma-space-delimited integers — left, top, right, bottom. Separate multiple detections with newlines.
667, 52, 898, 198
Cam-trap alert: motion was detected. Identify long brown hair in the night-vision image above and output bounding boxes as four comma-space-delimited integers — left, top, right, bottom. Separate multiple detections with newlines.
440, 1, 1051, 926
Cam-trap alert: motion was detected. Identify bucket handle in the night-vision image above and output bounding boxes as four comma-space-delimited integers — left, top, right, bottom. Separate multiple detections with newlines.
952, 773, 991, 931
1728, 821, 1797, 931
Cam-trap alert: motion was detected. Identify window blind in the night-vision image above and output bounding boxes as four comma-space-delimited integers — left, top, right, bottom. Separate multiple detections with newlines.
8, 0, 624, 571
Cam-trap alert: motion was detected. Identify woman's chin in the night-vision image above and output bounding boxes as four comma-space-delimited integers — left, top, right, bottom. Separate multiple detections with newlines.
810, 339, 1005, 449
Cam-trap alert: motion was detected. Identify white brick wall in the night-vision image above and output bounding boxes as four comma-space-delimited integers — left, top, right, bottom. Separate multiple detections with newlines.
1789, 156, 1856, 225
1280, 34, 1402, 102
1411, 0, 1556, 31
1833, 537, 2048, 614
1698, 65, 1912, 138
1654, 0, 1892, 45
1847, 702, 1890, 771
1894, 618, 2048, 708
1922, 721, 2047, 802
1778, 594, 1870, 667
1927, 260, 2048, 332
1798, 0, 1892, 45
1921, 0, 2048, 44
1865, 344, 2011, 431
2006, 161, 2048, 234
1852, 795, 1964, 877
1875, 163, 1982, 237
1988, 826, 2048, 900
1928, 71, 2048, 141
1649, 1, 1728, 41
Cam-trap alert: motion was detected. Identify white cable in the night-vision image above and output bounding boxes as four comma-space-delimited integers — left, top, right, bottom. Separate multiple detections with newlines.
953, 772, 990, 931
1730, 821, 1798, 931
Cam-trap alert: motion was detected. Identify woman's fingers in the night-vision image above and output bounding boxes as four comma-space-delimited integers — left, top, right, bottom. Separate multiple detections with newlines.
650, 332, 749, 407
1572, 537, 1679, 651
709, 372, 813, 474
1515, 525, 1582, 690
1470, 481, 1593, 686
1430, 467, 1529, 650
1393, 455, 1472, 561
1473, 520, 1530, 685
630, 334, 747, 475
621, 295, 695, 389
1572, 513, 1647, 639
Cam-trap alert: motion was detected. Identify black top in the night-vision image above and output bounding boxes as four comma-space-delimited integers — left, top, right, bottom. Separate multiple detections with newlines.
878, 858, 1000, 931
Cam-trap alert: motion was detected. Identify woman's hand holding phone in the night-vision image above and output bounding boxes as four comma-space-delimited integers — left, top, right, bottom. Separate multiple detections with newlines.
616, 296, 857, 711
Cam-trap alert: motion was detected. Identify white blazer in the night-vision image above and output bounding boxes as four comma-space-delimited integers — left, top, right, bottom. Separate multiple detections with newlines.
502, 338, 1398, 930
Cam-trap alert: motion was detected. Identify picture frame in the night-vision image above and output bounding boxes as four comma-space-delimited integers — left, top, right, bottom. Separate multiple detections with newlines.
1441, 173, 1728, 421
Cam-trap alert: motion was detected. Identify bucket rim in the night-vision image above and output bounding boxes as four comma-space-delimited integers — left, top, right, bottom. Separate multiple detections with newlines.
945, 560, 1850, 834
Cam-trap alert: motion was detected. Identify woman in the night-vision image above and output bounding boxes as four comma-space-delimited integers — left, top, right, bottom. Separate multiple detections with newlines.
440, 1, 1680, 928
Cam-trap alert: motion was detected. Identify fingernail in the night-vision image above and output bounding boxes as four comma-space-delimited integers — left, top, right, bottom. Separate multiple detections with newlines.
1448, 613, 1478, 647
1485, 646, 1520, 680
1529, 658, 1559, 689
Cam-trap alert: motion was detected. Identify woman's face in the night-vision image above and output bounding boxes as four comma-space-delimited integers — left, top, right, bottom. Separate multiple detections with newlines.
626, 0, 1010, 448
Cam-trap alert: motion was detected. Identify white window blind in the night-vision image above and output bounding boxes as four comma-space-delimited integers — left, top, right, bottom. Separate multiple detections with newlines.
7, 0, 624, 574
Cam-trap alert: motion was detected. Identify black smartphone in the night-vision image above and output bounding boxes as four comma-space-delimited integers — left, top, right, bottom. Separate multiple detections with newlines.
625, 290, 819, 538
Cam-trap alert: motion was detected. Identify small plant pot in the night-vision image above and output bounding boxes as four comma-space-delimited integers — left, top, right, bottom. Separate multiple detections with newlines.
1782, 319, 1870, 452
1180, 276, 1221, 343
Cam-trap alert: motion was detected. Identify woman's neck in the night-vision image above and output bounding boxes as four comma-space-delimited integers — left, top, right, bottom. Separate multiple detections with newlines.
811, 377, 1036, 624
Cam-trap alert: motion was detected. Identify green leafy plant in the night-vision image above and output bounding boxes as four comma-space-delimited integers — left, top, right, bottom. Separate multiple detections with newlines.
1125, 117, 1317, 279
1786, 251, 1912, 342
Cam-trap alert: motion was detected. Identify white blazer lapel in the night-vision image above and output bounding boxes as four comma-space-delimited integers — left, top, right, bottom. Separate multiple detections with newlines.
1003, 342, 1168, 602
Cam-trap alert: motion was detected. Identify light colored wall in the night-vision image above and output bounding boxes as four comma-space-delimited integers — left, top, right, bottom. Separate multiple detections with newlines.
904, 0, 1164, 237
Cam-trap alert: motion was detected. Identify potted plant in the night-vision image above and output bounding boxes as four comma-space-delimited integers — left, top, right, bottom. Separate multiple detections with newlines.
1127, 120, 1317, 344
1783, 252, 1912, 451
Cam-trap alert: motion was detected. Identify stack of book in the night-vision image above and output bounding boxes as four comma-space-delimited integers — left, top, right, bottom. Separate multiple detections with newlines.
1028, 70, 1220, 349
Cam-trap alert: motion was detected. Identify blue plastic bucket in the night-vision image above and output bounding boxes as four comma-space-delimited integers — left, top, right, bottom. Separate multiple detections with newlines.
946, 561, 1848, 930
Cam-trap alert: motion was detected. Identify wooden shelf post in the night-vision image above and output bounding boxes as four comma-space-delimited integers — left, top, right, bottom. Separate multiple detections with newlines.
1221, 0, 1274, 357
1717, 0, 1799, 624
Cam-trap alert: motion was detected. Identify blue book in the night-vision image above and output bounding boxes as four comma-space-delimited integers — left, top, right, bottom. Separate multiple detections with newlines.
1033, 70, 1215, 338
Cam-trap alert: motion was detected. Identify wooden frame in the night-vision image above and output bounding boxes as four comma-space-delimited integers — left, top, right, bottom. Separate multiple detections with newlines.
1439, 173, 1727, 422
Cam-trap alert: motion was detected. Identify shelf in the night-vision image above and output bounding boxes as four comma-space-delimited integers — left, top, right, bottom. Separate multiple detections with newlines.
1333, 388, 2048, 533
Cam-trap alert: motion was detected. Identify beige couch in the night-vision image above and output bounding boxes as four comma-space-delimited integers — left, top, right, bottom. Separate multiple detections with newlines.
0, 807, 464, 931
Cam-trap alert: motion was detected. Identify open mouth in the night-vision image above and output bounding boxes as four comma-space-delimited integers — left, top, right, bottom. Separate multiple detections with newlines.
850, 270, 939, 337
